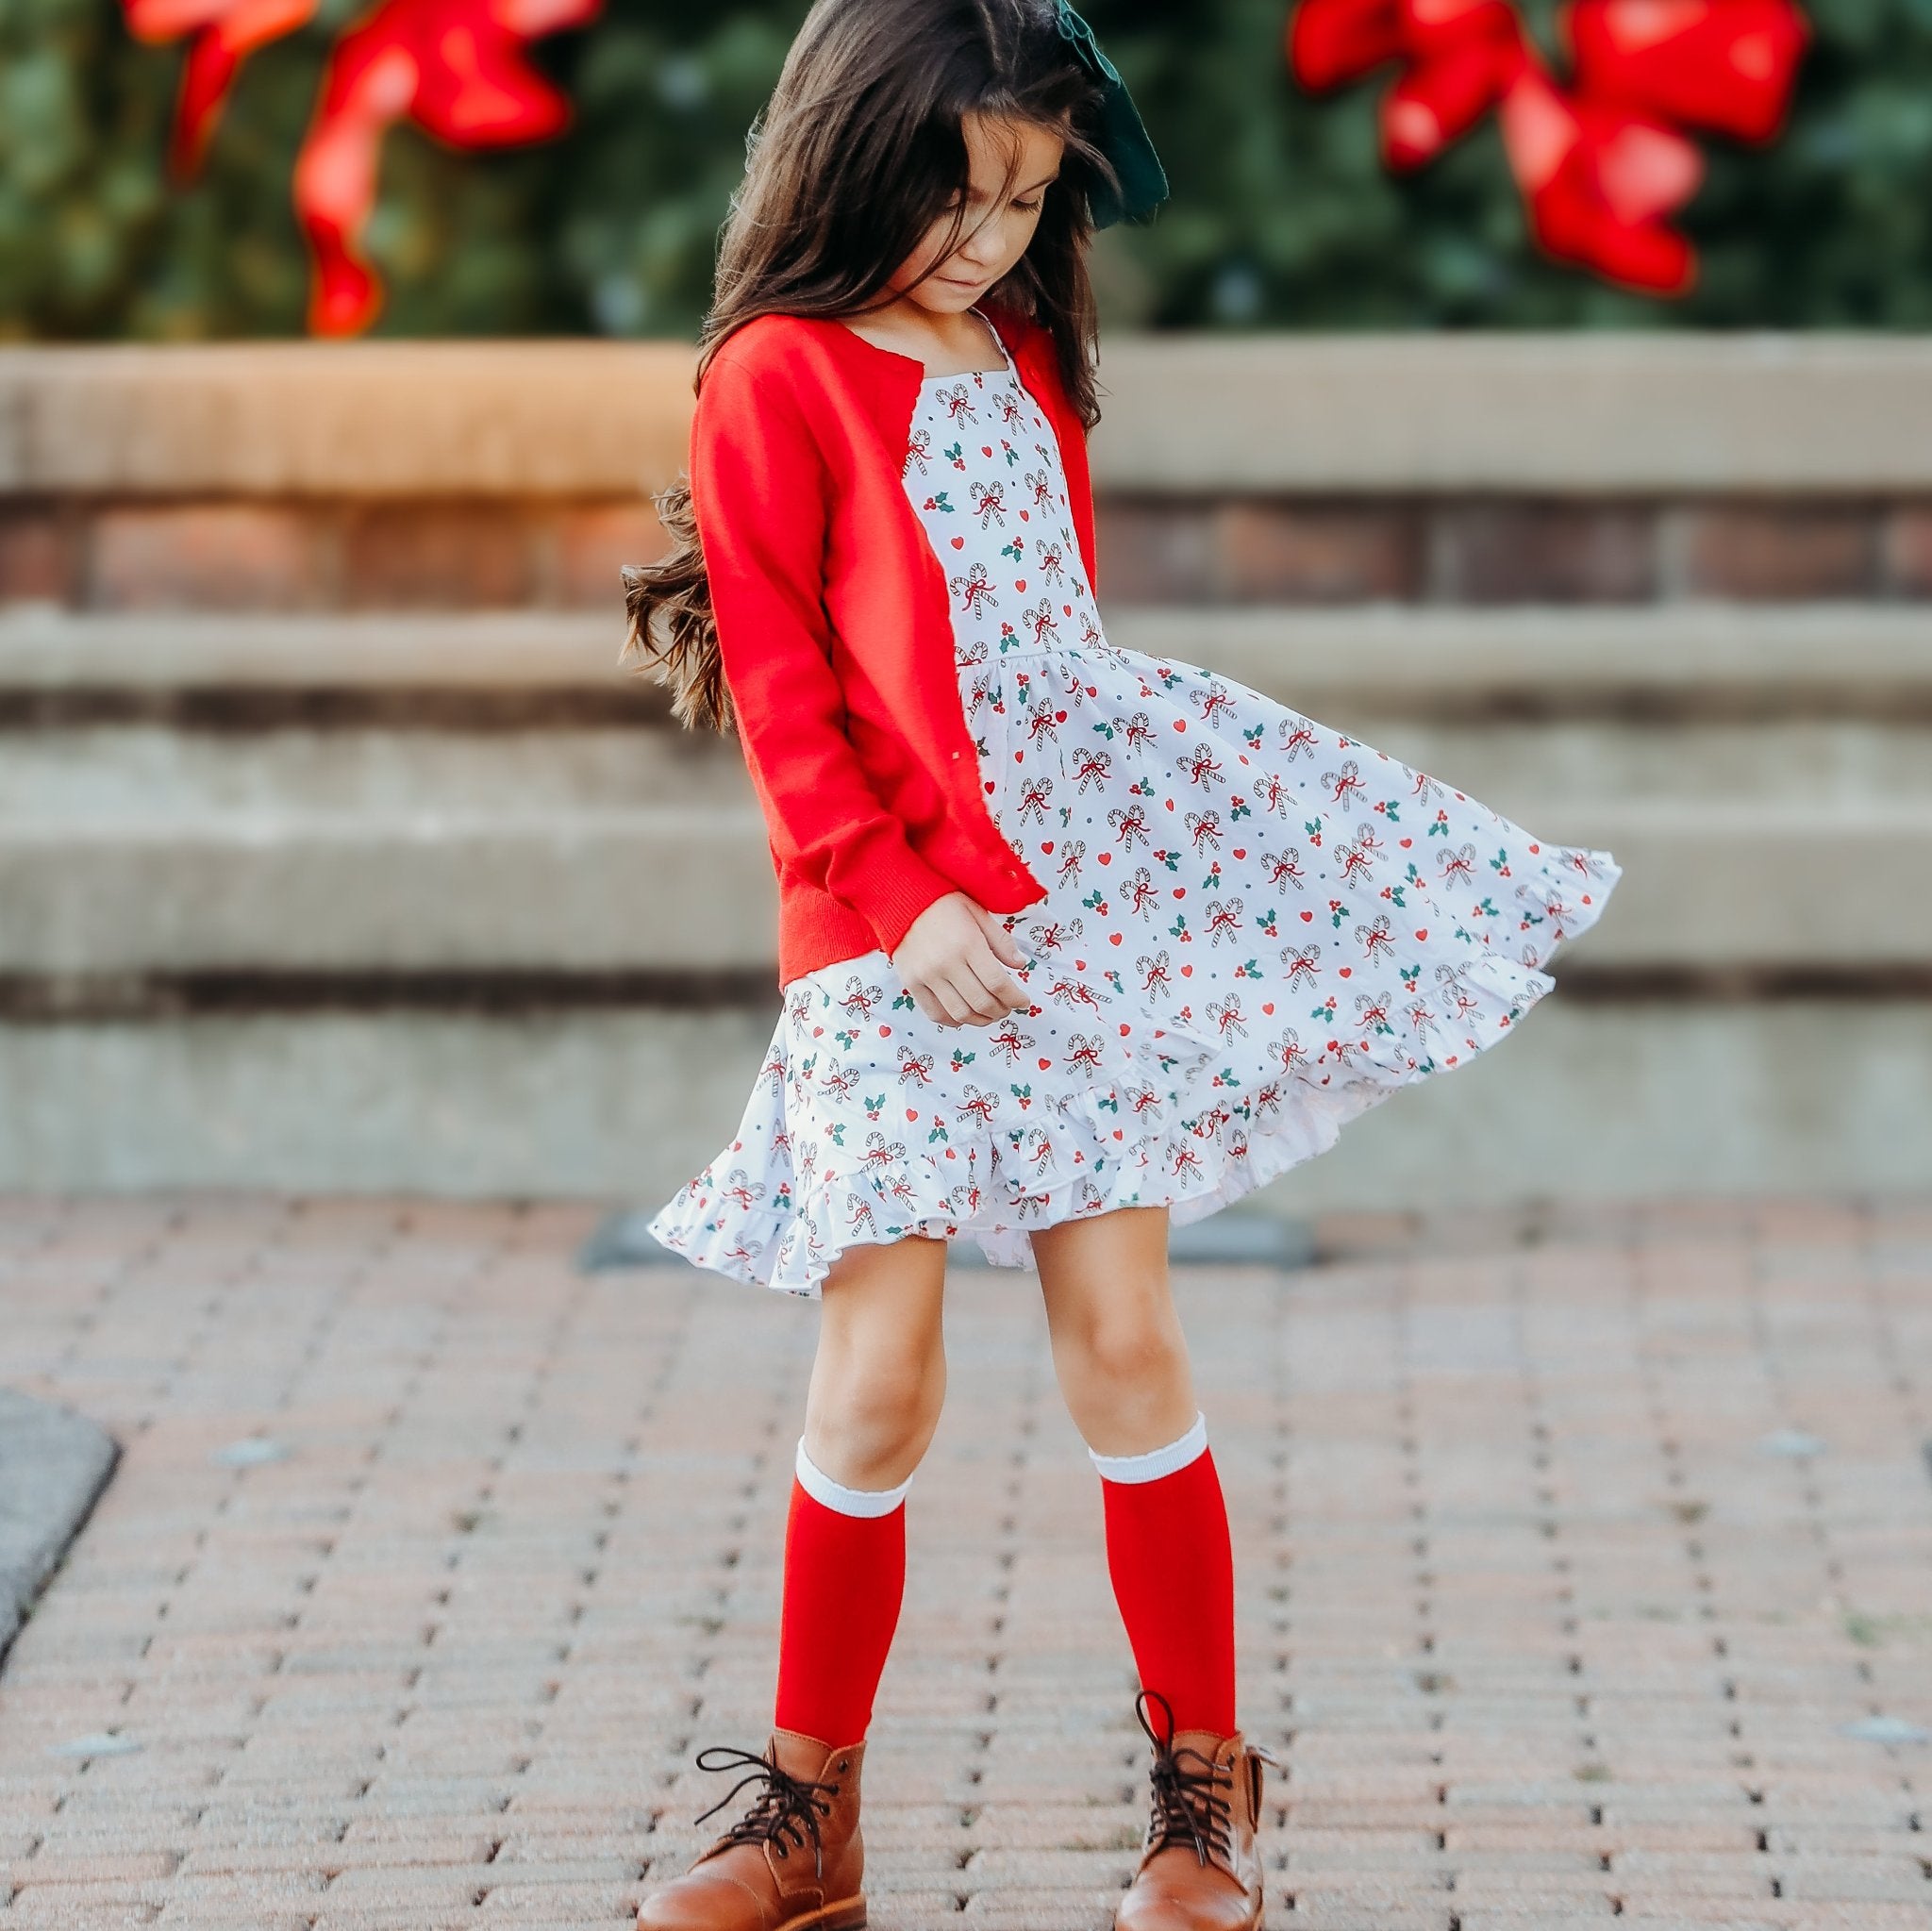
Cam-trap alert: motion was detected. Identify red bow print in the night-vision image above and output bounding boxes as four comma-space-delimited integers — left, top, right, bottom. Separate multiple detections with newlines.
1287, 0, 1810, 292
121, 0, 600, 334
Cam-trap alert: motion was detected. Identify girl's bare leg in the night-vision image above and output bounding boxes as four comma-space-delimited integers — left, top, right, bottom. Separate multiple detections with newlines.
773, 1232, 948, 1751
1031, 1205, 1196, 1455
806, 1230, 949, 1485
1032, 1203, 1237, 1740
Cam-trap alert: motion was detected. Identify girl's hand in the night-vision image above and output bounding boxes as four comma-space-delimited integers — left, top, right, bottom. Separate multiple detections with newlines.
891, 892, 1033, 1028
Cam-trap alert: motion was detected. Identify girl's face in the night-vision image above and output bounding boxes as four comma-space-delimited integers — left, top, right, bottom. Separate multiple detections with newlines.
891, 109, 1065, 311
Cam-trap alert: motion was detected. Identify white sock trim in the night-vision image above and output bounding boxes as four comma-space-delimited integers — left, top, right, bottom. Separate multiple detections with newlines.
794, 1434, 913, 1517
1088, 1409, 1208, 1484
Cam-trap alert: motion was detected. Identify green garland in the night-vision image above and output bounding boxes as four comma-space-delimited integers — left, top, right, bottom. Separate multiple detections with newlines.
4, 0, 1929, 339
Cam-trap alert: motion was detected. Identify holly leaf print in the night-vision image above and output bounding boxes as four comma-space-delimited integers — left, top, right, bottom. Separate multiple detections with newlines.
1255, 908, 1278, 938
926, 491, 954, 513
945, 441, 965, 469
1235, 957, 1262, 979
948, 1047, 976, 1071
1374, 799, 1401, 821
1002, 537, 1023, 561
1154, 849, 1182, 874
1429, 811, 1451, 838
1169, 912, 1191, 941
864, 1092, 886, 1120
1010, 1081, 1033, 1109
1227, 792, 1253, 822
892, 989, 917, 1010
1489, 848, 1512, 875
1243, 724, 1265, 751
926, 1119, 951, 1146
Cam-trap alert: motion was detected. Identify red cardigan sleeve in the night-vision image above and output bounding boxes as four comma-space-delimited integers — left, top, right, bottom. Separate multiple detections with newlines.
690, 344, 960, 957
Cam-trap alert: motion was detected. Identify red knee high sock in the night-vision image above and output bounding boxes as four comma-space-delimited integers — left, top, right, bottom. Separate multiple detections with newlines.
772, 1435, 911, 1746
1092, 1409, 1237, 1738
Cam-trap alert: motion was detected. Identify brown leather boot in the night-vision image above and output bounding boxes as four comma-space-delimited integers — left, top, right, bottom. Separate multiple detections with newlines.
636, 1726, 867, 1931
1113, 1688, 1279, 1931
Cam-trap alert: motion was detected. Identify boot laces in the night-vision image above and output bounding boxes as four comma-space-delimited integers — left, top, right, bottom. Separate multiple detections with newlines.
1133, 1688, 1233, 1868
691, 1742, 841, 1882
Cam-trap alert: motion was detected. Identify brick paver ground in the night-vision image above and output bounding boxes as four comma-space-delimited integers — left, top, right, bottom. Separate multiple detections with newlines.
1, 1192, 1930, 1931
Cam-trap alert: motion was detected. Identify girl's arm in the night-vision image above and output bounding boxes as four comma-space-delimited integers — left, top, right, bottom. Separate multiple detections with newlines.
689, 348, 960, 957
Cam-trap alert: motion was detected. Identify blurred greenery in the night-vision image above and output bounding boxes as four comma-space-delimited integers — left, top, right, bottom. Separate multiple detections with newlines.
4, 0, 1931, 338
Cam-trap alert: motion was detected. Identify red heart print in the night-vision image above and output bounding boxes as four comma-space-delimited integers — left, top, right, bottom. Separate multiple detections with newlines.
1041, 841, 1054, 853
1415, 929, 1427, 941
906, 1107, 919, 1122
812, 1025, 824, 1036
1119, 1024, 1131, 1036
1400, 838, 1412, 848
1174, 720, 1188, 731
1016, 578, 1026, 591
1261, 1003, 1274, 1015
951, 536, 965, 549
1038, 1057, 1051, 1070
1109, 932, 1123, 945
984, 780, 995, 793
1180, 962, 1192, 976
982, 445, 992, 456
1300, 910, 1313, 923
1112, 1128, 1124, 1139
1338, 967, 1351, 978
1056, 709, 1067, 722
1232, 848, 1246, 859
879, 1024, 892, 1035
1020, 509, 1029, 521
1074, 959, 1086, 972
1097, 852, 1111, 866
1063, 604, 1072, 615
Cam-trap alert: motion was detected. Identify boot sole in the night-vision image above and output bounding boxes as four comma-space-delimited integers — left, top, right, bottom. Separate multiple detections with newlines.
790, 1899, 866, 1929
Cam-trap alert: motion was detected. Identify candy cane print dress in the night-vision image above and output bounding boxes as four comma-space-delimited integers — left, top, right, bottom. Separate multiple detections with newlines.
646, 307, 1623, 1298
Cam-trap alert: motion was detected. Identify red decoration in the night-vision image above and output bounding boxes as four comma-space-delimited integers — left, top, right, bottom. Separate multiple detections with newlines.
1287, 0, 1809, 292
120, 0, 600, 334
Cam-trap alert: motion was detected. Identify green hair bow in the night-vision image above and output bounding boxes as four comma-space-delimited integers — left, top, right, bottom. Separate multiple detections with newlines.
1054, 1, 1170, 227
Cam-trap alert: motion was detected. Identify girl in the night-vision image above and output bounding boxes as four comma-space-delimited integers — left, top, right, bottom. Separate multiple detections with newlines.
623, 4, 1620, 1926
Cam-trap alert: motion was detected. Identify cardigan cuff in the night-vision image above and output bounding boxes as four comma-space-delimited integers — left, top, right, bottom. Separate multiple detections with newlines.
844, 840, 960, 958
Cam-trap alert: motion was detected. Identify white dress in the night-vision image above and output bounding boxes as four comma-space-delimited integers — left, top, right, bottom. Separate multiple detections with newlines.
647, 308, 1622, 1297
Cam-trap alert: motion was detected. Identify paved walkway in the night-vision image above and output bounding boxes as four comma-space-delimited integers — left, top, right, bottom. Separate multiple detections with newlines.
1, 1193, 1929, 1930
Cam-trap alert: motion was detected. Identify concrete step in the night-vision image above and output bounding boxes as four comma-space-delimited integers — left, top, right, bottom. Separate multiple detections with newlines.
3, 1000, 1927, 1207
0, 786, 1924, 976
5, 602, 1931, 713
3, 603, 1930, 978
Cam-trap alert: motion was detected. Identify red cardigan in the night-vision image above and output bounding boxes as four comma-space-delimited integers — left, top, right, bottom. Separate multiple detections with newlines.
687, 295, 1099, 988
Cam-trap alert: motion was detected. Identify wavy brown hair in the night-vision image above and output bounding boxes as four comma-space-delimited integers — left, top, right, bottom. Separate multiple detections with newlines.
620, 0, 1117, 734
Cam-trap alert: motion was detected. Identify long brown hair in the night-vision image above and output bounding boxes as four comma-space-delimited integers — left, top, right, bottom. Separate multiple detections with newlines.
620, 0, 1117, 733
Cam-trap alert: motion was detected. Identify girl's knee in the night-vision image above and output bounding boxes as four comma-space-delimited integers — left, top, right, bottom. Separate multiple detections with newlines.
808, 1340, 945, 1477
1064, 1311, 1184, 1390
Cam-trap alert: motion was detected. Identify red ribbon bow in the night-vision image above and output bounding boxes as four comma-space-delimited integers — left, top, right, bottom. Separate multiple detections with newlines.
1288, 0, 1810, 292
121, 0, 600, 333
